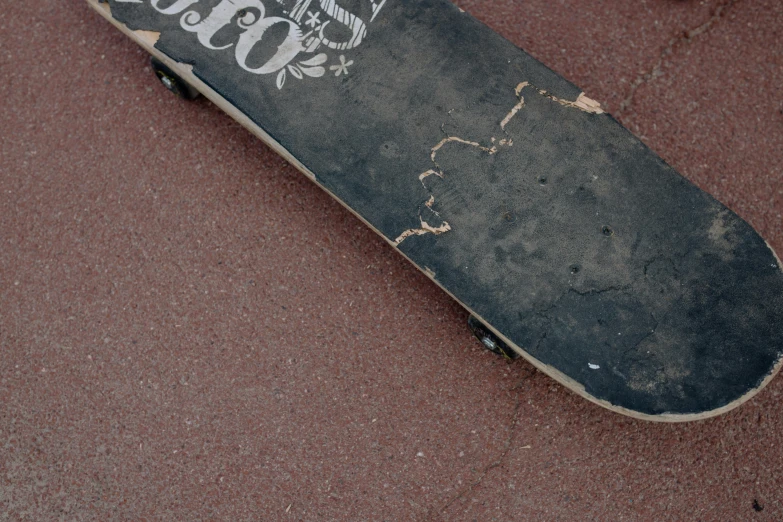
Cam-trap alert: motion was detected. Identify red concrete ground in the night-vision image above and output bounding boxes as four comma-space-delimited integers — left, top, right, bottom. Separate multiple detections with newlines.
1, 0, 781, 520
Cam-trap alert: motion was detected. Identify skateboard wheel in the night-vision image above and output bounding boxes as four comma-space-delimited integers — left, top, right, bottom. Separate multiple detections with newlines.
150, 57, 200, 100
467, 316, 519, 360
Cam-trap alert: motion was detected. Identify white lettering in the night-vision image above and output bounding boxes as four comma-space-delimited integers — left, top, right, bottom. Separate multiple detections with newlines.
180, 0, 265, 51
236, 17, 304, 74
150, 0, 200, 15
122, 0, 386, 88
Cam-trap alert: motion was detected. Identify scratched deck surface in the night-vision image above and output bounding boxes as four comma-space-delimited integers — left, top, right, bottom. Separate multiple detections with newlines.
101, 0, 783, 418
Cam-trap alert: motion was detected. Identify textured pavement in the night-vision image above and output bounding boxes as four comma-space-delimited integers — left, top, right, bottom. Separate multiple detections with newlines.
1, 0, 782, 520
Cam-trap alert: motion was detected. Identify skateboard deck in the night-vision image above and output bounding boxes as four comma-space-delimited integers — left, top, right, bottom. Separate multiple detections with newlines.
87, 0, 783, 421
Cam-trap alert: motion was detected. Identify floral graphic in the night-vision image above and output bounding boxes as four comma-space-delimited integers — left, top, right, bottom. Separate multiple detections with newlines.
276, 53, 328, 90
329, 55, 353, 77
304, 10, 321, 28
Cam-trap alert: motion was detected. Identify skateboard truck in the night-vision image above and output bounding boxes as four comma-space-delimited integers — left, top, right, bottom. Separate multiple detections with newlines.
150, 57, 200, 101
468, 316, 519, 360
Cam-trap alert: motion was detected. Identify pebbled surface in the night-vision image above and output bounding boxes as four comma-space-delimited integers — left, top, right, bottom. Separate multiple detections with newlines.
1, 0, 782, 520
95, 0, 783, 416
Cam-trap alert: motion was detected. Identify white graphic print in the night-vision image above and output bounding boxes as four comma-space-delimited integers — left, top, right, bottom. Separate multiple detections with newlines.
131, 0, 387, 89
305, 10, 321, 27
329, 55, 353, 76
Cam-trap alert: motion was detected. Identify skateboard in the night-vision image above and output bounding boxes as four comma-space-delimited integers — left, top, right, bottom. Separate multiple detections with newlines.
86, 0, 783, 421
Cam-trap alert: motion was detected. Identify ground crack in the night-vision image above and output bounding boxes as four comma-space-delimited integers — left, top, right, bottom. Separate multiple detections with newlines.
432, 368, 537, 519
617, 0, 740, 116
